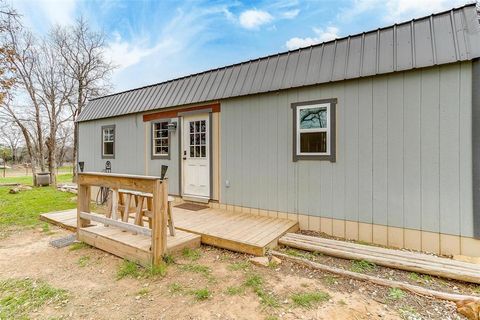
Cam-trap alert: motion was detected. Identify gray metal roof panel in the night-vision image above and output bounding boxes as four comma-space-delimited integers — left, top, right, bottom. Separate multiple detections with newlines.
78, 4, 480, 122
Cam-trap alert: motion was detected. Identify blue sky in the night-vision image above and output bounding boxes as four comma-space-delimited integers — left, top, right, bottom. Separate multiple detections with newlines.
12, 0, 470, 93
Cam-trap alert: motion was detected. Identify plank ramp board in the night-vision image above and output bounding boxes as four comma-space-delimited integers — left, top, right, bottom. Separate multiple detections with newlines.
174, 207, 299, 256
279, 233, 480, 284
40, 207, 299, 256
78, 225, 200, 266
40, 209, 82, 232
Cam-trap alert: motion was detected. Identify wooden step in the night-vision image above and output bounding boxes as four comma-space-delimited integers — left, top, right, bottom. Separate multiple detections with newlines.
279, 233, 480, 284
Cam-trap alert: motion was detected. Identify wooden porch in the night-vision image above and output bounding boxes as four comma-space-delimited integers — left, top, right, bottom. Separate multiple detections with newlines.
41, 174, 299, 261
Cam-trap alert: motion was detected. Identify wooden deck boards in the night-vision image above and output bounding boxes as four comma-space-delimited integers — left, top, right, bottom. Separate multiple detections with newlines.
40, 206, 299, 256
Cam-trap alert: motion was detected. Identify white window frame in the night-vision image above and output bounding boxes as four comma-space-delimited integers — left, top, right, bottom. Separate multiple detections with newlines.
296, 103, 331, 156
152, 120, 170, 159
101, 125, 115, 158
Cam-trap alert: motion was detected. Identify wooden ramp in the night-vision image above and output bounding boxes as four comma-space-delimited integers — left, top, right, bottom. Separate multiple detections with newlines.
174, 207, 299, 256
41, 207, 299, 256
279, 233, 480, 284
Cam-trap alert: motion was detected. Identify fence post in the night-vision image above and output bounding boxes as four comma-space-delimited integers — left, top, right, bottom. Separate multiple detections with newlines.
77, 176, 91, 238
151, 178, 168, 265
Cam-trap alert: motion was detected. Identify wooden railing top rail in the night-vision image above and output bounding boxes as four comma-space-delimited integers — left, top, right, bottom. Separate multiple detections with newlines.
78, 172, 164, 193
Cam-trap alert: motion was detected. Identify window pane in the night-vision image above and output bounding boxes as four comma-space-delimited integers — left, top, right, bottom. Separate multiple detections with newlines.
190, 134, 194, 146
190, 122, 194, 133
190, 146, 194, 157
195, 146, 200, 157
161, 122, 168, 130
200, 121, 206, 132
300, 132, 327, 153
195, 133, 200, 145
161, 129, 168, 138
104, 142, 114, 155
201, 146, 206, 157
155, 146, 161, 154
200, 133, 206, 145
300, 107, 327, 129
161, 147, 168, 155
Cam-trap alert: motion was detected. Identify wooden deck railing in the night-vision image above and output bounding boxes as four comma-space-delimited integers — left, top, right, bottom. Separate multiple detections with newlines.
77, 172, 168, 266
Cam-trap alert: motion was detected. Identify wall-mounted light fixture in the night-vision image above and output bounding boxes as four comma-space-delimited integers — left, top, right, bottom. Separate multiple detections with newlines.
78, 161, 85, 172
161, 165, 168, 180
167, 121, 177, 132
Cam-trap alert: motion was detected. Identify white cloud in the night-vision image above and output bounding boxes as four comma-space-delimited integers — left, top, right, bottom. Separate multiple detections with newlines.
286, 26, 339, 50
239, 9, 273, 29
342, 0, 469, 23
14, 0, 77, 29
282, 9, 300, 19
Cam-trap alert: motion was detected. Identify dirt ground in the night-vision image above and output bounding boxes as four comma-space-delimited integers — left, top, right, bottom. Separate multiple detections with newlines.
0, 226, 468, 320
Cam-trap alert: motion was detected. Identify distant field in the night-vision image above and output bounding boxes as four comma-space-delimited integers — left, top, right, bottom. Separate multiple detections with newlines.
0, 165, 73, 178
0, 173, 73, 185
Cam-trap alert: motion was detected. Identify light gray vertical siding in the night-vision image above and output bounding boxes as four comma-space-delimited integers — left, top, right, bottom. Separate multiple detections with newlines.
220, 61, 473, 237
78, 114, 180, 195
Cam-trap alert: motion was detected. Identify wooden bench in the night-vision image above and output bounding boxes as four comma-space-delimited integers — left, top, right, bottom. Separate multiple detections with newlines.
107, 189, 175, 236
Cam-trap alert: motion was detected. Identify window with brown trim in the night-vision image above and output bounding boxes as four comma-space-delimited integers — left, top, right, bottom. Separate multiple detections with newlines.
292, 98, 336, 162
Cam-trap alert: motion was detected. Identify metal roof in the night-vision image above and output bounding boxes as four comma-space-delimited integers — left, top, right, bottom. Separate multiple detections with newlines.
78, 3, 480, 122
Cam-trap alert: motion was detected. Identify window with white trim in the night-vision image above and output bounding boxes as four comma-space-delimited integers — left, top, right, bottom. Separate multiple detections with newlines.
102, 125, 115, 158
152, 121, 169, 158
292, 99, 336, 162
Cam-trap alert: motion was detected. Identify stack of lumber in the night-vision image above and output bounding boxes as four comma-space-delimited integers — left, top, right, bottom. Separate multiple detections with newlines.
279, 233, 480, 284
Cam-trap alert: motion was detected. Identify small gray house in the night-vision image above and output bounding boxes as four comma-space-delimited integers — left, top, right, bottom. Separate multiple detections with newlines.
78, 4, 480, 257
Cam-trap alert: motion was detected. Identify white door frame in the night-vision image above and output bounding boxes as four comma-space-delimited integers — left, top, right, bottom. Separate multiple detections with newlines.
180, 112, 212, 200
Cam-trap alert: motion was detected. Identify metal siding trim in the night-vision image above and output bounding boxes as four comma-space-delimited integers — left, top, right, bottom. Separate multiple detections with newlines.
472, 59, 480, 238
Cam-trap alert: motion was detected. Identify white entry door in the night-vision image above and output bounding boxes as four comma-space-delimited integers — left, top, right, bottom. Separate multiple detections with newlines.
182, 114, 210, 199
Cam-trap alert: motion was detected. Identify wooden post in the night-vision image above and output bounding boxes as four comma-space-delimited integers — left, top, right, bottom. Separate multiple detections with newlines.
151, 178, 168, 266
77, 182, 91, 239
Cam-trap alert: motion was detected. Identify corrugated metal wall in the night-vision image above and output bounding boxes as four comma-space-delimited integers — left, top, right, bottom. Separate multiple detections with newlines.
220, 62, 473, 238
78, 114, 181, 195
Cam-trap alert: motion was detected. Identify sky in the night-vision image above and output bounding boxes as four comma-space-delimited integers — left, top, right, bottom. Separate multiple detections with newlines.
11, 0, 471, 94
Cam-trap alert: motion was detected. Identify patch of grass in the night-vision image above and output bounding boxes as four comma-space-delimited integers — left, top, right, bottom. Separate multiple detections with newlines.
284, 248, 321, 260
144, 263, 167, 278
168, 282, 183, 294
182, 247, 201, 261
398, 306, 420, 320
180, 263, 211, 276
472, 285, 480, 294
116, 260, 140, 280
0, 278, 68, 319
137, 288, 149, 296
291, 291, 330, 308
244, 273, 263, 288
191, 288, 210, 301
41, 223, 50, 233
77, 256, 90, 267
69, 242, 90, 251
388, 288, 406, 300
226, 285, 245, 296
163, 254, 175, 265
244, 273, 279, 308
350, 260, 376, 273
0, 173, 73, 185
0, 181, 76, 232
408, 272, 432, 283
228, 261, 250, 272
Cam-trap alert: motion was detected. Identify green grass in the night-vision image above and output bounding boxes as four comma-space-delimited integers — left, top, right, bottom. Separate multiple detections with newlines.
244, 273, 280, 308
77, 256, 90, 267
180, 264, 212, 276
69, 242, 91, 251
228, 261, 251, 271
116, 260, 141, 280
0, 176, 76, 233
137, 288, 149, 296
168, 282, 183, 294
291, 291, 330, 308
181, 247, 201, 261
191, 288, 210, 301
116, 260, 168, 280
408, 272, 432, 283
0, 173, 73, 186
0, 278, 68, 319
388, 288, 406, 300
226, 285, 245, 295
350, 260, 376, 273
284, 248, 322, 260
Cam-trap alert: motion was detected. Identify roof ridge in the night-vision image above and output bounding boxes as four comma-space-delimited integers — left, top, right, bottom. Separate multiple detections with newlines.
90, 2, 477, 102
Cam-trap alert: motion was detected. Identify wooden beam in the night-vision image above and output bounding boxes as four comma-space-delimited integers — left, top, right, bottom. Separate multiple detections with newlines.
79, 212, 152, 237
78, 172, 158, 193
77, 184, 91, 236
151, 179, 168, 265
142, 103, 221, 122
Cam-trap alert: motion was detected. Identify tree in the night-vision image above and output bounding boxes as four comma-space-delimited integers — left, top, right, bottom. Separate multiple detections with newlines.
52, 18, 115, 180
0, 121, 22, 163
